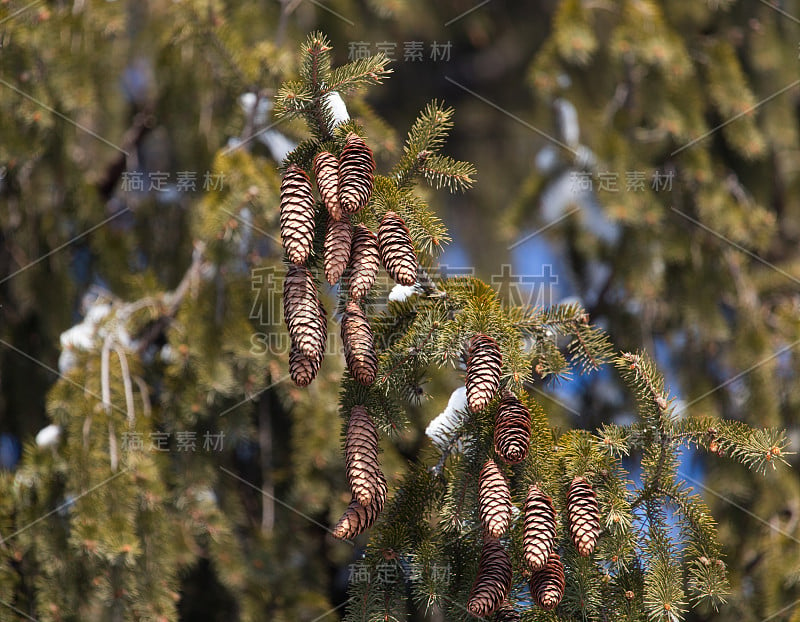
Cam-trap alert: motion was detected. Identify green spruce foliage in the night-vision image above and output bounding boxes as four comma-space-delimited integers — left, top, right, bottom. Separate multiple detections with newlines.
267, 35, 788, 622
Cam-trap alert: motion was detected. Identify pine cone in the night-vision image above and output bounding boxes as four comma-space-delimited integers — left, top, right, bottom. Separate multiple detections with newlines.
377, 211, 417, 286
324, 216, 352, 285
283, 265, 326, 361
332, 486, 386, 540
523, 485, 557, 571
478, 459, 512, 538
493, 603, 521, 622
338, 132, 375, 214
348, 224, 380, 301
567, 476, 600, 557
314, 151, 342, 221
467, 538, 512, 618
341, 301, 378, 385
279, 164, 316, 265
466, 334, 502, 413
529, 553, 565, 611
289, 344, 321, 387
494, 390, 531, 464
346, 406, 385, 507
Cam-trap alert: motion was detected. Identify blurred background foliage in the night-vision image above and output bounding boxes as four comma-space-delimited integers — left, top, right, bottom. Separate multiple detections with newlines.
0, 0, 799, 620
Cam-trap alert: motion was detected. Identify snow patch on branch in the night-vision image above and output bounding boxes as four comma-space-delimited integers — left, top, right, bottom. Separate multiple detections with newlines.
425, 386, 471, 454
388, 284, 419, 303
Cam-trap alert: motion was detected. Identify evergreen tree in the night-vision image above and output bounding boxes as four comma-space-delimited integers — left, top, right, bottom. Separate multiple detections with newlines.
267, 34, 787, 621
0, 2, 797, 620
512, 3, 800, 620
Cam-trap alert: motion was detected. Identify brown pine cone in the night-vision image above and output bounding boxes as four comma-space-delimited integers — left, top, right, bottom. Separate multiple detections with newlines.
466, 334, 502, 413
478, 459, 512, 538
314, 151, 342, 221
346, 406, 385, 507
283, 265, 326, 361
567, 476, 600, 557
338, 132, 375, 214
324, 216, 352, 285
348, 224, 380, 301
341, 301, 378, 385
529, 553, 565, 611
467, 538, 513, 618
523, 484, 557, 571
289, 345, 321, 387
377, 211, 417, 286
494, 390, 531, 464
279, 164, 316, 265
332, 484, 386, 540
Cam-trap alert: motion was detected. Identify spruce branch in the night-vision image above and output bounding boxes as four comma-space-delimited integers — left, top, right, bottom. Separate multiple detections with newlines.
674, 417, 789, 474
419, 155, 476, 193
392, 101, 458, 188
275, 32, 390, 139
643, 521, 686, 622
616, 352, 672, 428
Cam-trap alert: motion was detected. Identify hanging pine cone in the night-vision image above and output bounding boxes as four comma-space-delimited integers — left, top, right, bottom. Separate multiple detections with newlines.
567, 476, 600, 557
324, 216, 352, 285
494, 390, 531, 464
346, 406, 385, 508
529, 553, 565, 611
348, 224, 380, 300
314, 151, 342, 221
279, 164, 316, 265
289, 345, 321, 387
341, 301, 377, 385
523, 485, 557, 571
283, 265, 327, 361
377, 211, 417, 286
478, 459, 512, 538
493, 604, 521, 622
466, 334, 502, 413
467, 538, 512, 618
332, 484, 386, 540
338, 132, 375, 214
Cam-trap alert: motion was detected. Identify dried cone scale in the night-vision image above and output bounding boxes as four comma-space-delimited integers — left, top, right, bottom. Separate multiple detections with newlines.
324, 216, 352, 285
345, 406, 385, 508
377, 211, 417, 286
529, 553, 565, 611
332, 487, 386, 540
467, 538, 513, 618
338, 132, 375, 214
466, 334, 502, 413
478, 459, 512, 538
348, 224, 380, 300
314, 151, 342, 220
279, 164, 316, 265
494, 390, 531, 464
341, 301, 378, 385
283, 265, 327, 361
523, 485, 557, 571
567, 476, 601, 556
289, 345, 321, 387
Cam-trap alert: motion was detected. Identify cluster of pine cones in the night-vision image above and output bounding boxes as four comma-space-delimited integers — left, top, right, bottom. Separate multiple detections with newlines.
281, 143, 602, 612
279, 133, 414, 540
465, 334, 601, 617
280, 132, 419, 387
330, 405, 387, 539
